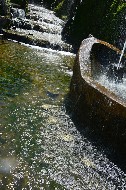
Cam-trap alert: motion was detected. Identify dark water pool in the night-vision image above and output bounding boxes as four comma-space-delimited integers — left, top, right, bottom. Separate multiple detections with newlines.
0, 40, 126, 189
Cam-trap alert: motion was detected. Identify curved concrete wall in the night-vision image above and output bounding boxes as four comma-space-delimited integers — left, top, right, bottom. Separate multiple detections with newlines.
70, 37, 126, 153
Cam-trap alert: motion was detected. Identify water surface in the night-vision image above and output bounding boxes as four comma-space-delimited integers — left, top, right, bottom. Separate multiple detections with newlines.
0, 40, 126, 189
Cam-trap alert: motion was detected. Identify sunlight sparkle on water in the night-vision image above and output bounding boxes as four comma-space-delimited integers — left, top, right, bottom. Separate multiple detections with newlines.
0, 40, 126, 189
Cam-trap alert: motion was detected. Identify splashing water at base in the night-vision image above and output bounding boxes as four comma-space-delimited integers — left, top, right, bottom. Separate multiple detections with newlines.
0, 41, 126, 189
96, 55, 126, 101
87, 37, 126, 101
96, 73, 126, 101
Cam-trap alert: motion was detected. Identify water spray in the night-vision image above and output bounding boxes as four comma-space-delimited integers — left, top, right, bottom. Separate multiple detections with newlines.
97, 39, 126, 83
111, 40, 126, 82
117, 40, 126, 69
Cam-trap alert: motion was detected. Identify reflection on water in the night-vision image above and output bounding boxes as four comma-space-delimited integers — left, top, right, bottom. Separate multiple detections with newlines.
0, 41, 126, 189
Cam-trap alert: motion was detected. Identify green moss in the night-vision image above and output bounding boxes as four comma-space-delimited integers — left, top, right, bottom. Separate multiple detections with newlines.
54, 0, 68, 20
54, 0, 65, 12
104, 1, 126, 43
117, 3, 126, 12
109, 1, 126, 15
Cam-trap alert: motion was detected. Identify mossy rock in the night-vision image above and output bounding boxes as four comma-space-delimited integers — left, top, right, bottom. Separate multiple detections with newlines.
62, 0, 126, 50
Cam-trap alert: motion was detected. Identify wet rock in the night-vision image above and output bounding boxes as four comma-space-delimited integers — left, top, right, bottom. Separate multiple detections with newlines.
30, 14, 39, 21
2, 28, 72, 52
33, 24, 43, 32
23, 22, 32, 30
10, 8, 25, 19
0, 16, 11, 30
2, 4, 73, 52
0, 0, 10, 16
12, 19, 32, 30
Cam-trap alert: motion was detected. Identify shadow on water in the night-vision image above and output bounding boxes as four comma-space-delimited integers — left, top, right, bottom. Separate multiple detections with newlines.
65, 95, 126, 173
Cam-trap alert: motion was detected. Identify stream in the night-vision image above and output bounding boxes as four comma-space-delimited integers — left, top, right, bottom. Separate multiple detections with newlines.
0, 40, 126, 190
0, 3, 126, 190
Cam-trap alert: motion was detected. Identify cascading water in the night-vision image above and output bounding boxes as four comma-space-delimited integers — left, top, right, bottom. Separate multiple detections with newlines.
4, 4, 72, 52
1, 3, 126, 190
118, 40, 126, 68
108, 40, 126, 83
78, 36, 126, 101
89, 38, 126, 101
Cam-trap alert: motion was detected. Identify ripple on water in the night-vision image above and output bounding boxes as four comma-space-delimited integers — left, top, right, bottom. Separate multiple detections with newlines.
0, 41, 126, 189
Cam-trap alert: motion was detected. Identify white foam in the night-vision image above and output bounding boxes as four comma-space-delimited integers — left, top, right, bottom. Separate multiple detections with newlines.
20, 42, 75, 56
97, 74, 126, 101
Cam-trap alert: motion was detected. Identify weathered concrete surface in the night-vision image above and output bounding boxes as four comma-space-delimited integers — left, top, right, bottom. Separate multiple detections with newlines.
70, 37, 126, 152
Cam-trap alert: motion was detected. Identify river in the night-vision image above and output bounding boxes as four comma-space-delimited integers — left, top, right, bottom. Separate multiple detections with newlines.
0, 40, 126, 189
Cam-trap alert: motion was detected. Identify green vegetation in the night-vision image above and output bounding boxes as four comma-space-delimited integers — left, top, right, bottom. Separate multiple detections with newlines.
0, 0, 28, 16
105, 0, 126, 42
62, 0, 126, 49
54, 0, 65, 18
10, 0, 28, 11
54, 0, 70, 20
54, 0, 65, 11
